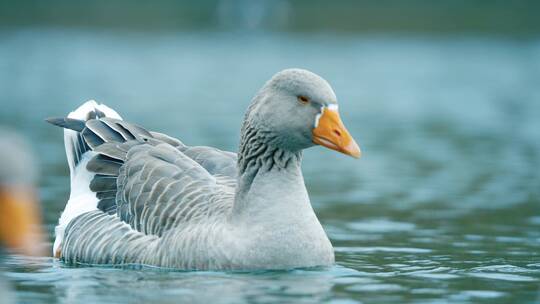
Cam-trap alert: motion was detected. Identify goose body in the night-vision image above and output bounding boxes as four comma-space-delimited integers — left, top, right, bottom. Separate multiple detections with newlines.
49, 69, 360, 270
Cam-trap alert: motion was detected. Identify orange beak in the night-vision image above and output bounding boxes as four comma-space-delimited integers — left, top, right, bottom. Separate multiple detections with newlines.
312, 106, 361, 158
0, 187, 44, 256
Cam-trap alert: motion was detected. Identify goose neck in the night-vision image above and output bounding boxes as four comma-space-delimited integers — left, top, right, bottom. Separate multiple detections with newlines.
233, 127, 306, 217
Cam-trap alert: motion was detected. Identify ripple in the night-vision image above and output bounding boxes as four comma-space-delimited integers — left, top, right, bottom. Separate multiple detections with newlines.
405, 267, 459, 279
411, 288, 446, 295
471, 264, 534, 273
467, 250, 487, 255
346, 218, 416, 233
495, 236, 527, 243
453, 290, 506, 300
411, 273, 459, 279
391, 265, 431, 271
464, 234, 485, 241
346, 283, 406, 292
468, 272, 537, 282
332, 276, 378, 285
529, 216, 540, 225
335, 247, 432, 254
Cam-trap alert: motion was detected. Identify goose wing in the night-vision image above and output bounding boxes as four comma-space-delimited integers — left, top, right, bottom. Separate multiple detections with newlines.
48, 117, 235, 236
150, 131, 238, 179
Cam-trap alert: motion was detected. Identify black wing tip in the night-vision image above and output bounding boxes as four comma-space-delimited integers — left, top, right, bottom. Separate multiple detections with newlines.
45, 117, 86, 132
45, 117, 63, 125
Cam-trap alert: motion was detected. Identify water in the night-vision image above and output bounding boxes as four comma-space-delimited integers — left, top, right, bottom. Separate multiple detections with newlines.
1, 29, 539, 303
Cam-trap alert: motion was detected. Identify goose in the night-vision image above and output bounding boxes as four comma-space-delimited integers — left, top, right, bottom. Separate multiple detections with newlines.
0, 129, 43, 257
47, 68, 361, 270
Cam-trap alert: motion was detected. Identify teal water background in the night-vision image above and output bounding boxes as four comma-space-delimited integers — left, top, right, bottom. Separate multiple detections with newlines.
0, 29, 539, 303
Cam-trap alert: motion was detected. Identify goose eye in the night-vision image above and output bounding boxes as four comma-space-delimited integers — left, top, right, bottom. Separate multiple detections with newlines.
297, 95, 309, 104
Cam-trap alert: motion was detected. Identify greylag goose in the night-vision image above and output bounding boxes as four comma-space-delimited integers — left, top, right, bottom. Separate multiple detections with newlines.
47, 69, 360, 270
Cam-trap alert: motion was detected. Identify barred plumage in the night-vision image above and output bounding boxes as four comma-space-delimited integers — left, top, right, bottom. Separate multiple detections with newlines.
49, 69, 354, 270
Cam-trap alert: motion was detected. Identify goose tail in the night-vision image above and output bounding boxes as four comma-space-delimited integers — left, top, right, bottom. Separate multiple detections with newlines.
48, 100, 122, 257
53, 100, 122, 176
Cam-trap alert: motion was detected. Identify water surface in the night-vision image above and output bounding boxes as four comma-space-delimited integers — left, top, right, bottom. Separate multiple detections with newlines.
0, 29, 539, 303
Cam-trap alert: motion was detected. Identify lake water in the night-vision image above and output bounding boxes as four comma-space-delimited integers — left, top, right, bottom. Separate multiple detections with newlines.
0, 29, 539, 303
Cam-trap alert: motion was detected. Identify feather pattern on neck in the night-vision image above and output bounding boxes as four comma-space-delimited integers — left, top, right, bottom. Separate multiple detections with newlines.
237, 119, 301, 187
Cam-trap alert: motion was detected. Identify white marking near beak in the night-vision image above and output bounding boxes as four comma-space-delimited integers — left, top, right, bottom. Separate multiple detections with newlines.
314, 104, 338, 128
327, 104, 339, 111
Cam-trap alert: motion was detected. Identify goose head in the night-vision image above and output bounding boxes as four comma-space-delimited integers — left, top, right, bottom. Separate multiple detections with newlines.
245, 68, 361, 158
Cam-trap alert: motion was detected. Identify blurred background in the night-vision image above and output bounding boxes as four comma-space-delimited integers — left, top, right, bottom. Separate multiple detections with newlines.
0, 1, 539, 303
1, 0, 540, 34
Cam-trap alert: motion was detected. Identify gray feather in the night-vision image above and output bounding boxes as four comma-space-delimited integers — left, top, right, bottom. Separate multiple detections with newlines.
86, 119, 126, 143
81, 128, 105, 149
149, 131, 185, 148
96, 190, 116, 200
46, 117, 86, 132
115, 121, 153, 140
90, 175, 117, 192
97, 199, 117, 214
87, 155, 122, 176
93, 143, 128, 161
101, 118, 136, 140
